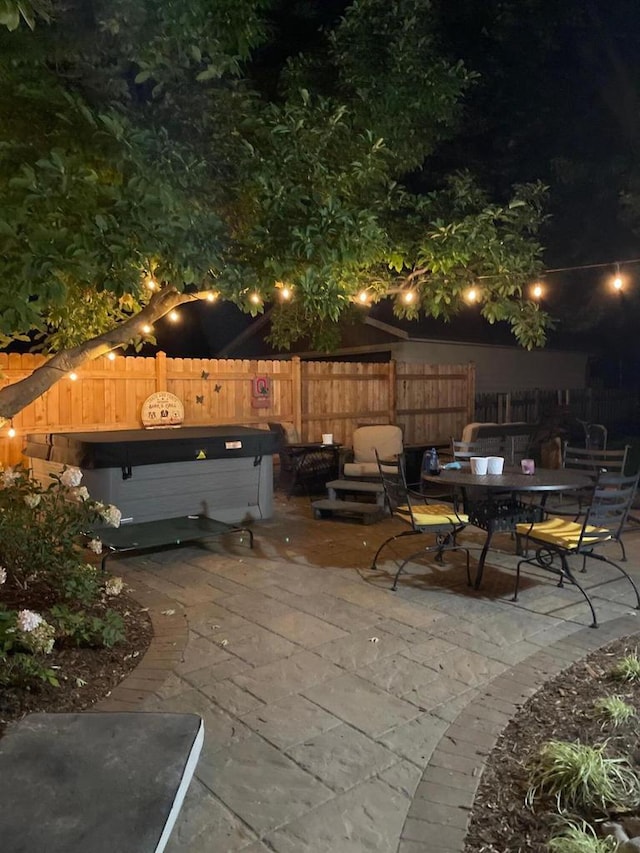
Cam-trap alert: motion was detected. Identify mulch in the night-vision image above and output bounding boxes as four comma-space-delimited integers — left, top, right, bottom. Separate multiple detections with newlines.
464, 634, 640, 852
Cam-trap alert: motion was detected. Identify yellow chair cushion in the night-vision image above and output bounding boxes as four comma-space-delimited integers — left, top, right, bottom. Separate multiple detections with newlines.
396, 503, 468, 527
515, 516, 611, 549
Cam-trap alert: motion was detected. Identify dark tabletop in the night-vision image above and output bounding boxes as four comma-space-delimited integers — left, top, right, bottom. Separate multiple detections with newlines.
422, 467, 592, 492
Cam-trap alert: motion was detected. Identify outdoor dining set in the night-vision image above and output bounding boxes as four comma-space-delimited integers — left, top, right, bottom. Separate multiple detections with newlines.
274, 422, 640, 629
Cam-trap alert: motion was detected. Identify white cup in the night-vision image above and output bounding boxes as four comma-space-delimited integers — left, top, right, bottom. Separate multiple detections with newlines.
487, 456, 505, 475
470, 456, 488, 475
322, 433, 333, 445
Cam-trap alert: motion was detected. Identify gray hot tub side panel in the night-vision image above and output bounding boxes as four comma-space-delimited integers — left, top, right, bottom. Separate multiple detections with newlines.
29, 456, 273, 524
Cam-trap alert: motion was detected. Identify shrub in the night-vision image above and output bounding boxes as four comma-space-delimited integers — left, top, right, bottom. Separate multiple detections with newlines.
611, 652, 640, 682
51, 604, 126, 648
548, 820, 618, 853
592, 695, 636, 729
0, 606, 59, 687
526, 739, 640, 813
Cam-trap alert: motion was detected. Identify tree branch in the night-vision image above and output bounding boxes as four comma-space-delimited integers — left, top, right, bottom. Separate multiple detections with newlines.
0, 287, 204, 422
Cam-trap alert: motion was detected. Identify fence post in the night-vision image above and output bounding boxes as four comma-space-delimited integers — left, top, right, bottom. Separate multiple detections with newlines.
155, 351, 167, 392
292, 356, 302, 440
388, 359, 397, 424
505, 392, 511, 423
467, 362, 476, 423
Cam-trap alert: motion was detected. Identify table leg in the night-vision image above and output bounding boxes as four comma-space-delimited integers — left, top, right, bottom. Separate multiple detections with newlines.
473, 525, 495, 590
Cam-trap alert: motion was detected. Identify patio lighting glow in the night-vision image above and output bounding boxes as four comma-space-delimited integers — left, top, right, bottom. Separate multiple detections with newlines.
168, 310, 179, 322
141, 323, 153, 334
107, 352, 116, 361
465, 287, 478, 303
146, 277, 157, 291
402, 290, 415, 304
612, 272, 623, 291
206, 291, 217, 302
249, 292, 261, 305
532, 283, 543, 300
279, 286, 292, 301
7, 423, 16, 438
68, 372, 78, 381
357, 290, 369, 304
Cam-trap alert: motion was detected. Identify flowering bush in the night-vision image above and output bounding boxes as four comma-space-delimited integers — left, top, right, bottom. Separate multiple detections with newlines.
0, 464, 127, 689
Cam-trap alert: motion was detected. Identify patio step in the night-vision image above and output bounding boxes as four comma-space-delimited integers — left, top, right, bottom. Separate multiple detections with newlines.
311, 498, 385, 524
325, 479, 385, 505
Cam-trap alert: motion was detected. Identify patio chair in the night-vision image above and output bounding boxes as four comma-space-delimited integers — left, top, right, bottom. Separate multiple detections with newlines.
451, 436, 504, 466
552, 443, 630, 528
371, 451, 471, 589
342, 425, 404, 480
513, 470, 640, 627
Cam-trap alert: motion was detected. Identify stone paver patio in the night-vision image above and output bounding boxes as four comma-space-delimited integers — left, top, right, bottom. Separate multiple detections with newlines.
98, 493, 640, 852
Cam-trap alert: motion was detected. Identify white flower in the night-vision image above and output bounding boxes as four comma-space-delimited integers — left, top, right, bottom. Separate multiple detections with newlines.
105, 576, 123, 596
60, 466, 83, 488
74, 486, 90, 502
100, 504, 121, 528
23, 493, 41, 509
16, 609, 43, 633
1, 467, 20, 487
87, 538, 103, 554
25, 619, 56, 655
0, 566, 6, 585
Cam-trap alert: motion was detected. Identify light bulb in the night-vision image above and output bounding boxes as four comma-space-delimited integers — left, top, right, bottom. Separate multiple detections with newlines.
466, 288, 477, 303
249, 292, 261, 305
168, 310, 179, 322
532, 283, 543, 300
358, 290, 369, 304
68, 372, 78, 381
206, 292, 217, 302
280, 286, 291, 301
107, 352, 116, 361
8, 426, 16, 438
613, 276, 623, 291
141, 323, 152, 334
146, 277, 157, 291
403, 291, 415, 304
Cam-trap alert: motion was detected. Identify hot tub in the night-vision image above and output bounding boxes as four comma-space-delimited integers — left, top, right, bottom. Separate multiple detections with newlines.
25, 426, 278, 524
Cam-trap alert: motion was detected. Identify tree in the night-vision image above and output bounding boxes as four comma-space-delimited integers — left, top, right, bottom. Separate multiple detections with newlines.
0, 0, 550, 422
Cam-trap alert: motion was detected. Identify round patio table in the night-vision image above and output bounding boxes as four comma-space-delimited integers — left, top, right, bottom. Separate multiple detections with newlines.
422, 467, 592, 589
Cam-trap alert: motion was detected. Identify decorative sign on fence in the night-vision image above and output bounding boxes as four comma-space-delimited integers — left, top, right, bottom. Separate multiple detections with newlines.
141, 391, 184, 428
251, 375, 271, 409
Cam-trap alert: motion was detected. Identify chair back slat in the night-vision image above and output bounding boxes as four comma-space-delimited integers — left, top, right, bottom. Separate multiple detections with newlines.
563, 443, 629, 476
375, 449, 406, 512
582, 471, 640, 543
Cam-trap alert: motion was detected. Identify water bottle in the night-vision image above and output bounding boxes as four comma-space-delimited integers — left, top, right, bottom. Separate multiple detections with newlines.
428, 447, 440, 476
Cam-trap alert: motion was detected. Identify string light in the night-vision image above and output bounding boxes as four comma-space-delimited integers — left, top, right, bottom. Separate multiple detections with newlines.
168, 310, 179, 322
402, 290, 416, 304
206, 291, 217, 302
357, 290, 370, 304
146, 277, 157, 292
465, 287, 478, 303
249, 292, 262, 305
612, 264, 623, 291
107, 352, 116, 361
7, 421, 16, 438
68, 372, 78, 381
141, 323, 153, 334
531, 282, 544, 300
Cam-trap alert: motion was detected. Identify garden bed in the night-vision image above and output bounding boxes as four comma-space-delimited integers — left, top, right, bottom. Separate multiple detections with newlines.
465, 634, 640, 851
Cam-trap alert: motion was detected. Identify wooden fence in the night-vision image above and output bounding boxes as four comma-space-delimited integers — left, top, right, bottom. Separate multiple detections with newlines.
0, 353, 475, 466
475, 388, 640, 434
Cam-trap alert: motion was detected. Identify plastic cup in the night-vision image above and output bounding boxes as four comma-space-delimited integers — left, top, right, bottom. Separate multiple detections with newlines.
521, 458, 535, 475
486, 456, 504, 475
470, 457, 488, 475
322, 433, 333, 445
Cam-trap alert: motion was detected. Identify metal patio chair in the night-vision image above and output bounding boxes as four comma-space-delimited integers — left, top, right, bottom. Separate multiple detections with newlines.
371, 451, 471, 589
513, 470, 640, 627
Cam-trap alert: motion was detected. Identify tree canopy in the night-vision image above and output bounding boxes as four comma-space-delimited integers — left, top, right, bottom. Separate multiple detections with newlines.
0, 0, 551, 419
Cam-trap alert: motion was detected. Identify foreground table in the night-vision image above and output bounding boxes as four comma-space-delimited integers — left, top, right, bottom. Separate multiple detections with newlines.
0, 712, 203, 853
422, 467, 592, 588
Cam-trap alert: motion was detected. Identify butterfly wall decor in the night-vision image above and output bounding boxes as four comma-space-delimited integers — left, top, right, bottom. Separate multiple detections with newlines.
201, 370, 209, 380
195, 395, 204, 404
214, 384, 222, 393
